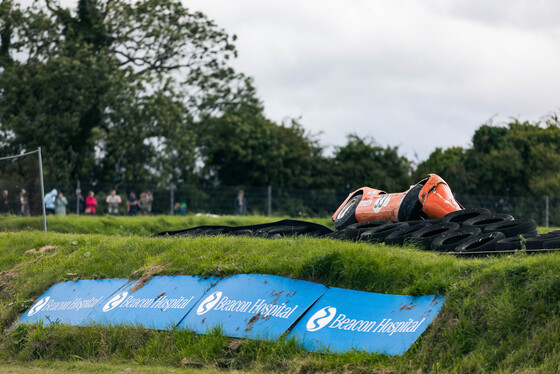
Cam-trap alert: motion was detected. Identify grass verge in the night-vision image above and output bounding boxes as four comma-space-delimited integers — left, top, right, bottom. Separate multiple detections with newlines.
0, 215, 334, 236
2, 231, 560, 372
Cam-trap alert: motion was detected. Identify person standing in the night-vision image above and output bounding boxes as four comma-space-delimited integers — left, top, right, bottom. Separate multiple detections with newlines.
17, 189, 30, 216
139, 192, 151, 215
106, 190, 122, 215
127, 192, 139, 216
55, 192, 68, 216
0, 189, 11, 214
85, 191, 97, 214
44, 189, 57, 215
234, 190, 247, 216
71, 188, 86, 215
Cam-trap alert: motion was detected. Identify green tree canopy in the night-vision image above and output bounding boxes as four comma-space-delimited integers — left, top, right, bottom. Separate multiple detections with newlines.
418, 115, 560, 197
0, 0, 248, 186
332, 134, 413, 192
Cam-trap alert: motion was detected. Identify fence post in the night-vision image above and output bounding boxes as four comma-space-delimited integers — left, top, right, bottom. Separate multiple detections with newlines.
267, 186, 272, 217
170, 184, 175, 215
76, 180, 81, 215
37, 147, 47, 232
546, 195, 549, 228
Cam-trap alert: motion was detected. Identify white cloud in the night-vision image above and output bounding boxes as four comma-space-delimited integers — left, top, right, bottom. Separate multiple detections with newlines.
20, 0, 560, 161
185, 0, 560, 161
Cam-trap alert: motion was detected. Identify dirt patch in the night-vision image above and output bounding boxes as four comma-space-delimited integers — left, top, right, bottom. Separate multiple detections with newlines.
1, 247, 59, 291
130, 273, 153, 293
131, 264, 165, 278
228, 339, 248, 351
0, 268, 19, 291
25, 245, 58, 255
130, 264, 166, 293
181, 358, 203, 368
244, 313, 261, 332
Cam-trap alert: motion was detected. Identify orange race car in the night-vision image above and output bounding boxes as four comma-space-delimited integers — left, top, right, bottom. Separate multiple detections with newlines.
332, 174, 463, 230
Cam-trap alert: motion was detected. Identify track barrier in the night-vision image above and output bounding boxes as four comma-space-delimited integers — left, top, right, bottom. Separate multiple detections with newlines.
18, 274, 444, 355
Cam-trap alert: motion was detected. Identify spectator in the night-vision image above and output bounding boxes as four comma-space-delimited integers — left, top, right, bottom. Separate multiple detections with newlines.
146, 191, 154, 214
0, 189, 10, 214
139, 191, 153, 215
174, 202, 187, 216
179, 203, 187, 216
44, 189, 57, 215
234, 189, 247, 216
127, 192, 139, 216
71, 188, 86, 214
55, 192, 68, 216
85, 191, 97, 215
17, 189, 30, 216
106, 189, 122, 215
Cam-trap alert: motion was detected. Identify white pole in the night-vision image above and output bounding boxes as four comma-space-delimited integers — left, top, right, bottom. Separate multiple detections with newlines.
37, 147, 47, 232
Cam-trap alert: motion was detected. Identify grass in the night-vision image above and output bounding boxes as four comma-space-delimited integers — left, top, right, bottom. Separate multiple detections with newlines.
1, 217, 560, 372
0, 360, 230, 373
0, 214, 334, 236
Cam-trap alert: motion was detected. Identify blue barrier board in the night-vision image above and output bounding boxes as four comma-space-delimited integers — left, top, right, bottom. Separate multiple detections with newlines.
18, 279, 129, 326
84, 276, 219, 329
178, 274, 327, 340
288, 287, 445, 355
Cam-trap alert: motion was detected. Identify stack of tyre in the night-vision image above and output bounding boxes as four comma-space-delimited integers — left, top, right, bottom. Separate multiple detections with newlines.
339, 208, 559, 253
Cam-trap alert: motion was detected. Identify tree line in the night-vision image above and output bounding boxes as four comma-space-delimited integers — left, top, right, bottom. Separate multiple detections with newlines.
1, 0, 559, 198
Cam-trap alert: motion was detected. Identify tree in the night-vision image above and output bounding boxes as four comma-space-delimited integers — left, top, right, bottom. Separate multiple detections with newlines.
332, 134, 413, 192
418, 115, 560, 197
414, 147, 473, 192
0, 0, 249, 186
197, 91, 326, 188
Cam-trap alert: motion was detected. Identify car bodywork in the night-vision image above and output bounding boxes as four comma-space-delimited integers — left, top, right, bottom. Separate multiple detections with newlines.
332, 174, 463, 229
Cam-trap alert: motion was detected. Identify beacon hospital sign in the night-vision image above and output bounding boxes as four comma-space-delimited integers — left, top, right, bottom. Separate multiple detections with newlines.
19, 274, 444, 355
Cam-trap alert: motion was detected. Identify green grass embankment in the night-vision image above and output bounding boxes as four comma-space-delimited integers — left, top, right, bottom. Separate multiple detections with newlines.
2, 229, 560, 373
0, 214, 334, 235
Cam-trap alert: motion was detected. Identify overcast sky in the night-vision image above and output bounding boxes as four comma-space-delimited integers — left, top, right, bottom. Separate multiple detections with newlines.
26, 0, 560, 162
186, 0, 560, 162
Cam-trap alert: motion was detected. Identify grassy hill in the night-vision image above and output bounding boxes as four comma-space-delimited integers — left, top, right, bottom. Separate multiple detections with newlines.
1, 217, 560, 372
0, 214, 334, 235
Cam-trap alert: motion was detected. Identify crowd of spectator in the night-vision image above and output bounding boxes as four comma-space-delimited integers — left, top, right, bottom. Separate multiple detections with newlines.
0, 188, 31, 216
0, 186, 249, 217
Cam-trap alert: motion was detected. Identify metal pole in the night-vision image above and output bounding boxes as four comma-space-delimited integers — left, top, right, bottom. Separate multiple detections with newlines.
170, 184, 175, 215
267, 185, 272, 217
546, 195, 549, 228
76, 180, 81, 215
37, 147, 47, 232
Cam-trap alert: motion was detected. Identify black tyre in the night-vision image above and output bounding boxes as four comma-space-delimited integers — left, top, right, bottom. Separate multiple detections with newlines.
346, 221, 392, 230
442, 208, 491, 225
431, 227, 482, 252
455, 232, 505, 252
344, 221, 393, 241
323, 231, 348, 240
360, 222, 409, 243
484, 219, 537, 238
334, 193, 362, 230
526, 233, 560, 249
525, 235, 548, 249
542, 238, 560, 249
406, 218, 443, 226
384, 222, 433, 246
463, 213, 514, 231
397, 184, 424, 221
409, 222, 461, 250
228, 229, 254, 236
495, 236, 524, 251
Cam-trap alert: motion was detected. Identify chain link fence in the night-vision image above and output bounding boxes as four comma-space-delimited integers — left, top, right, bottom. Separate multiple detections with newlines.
35, 182, 559, 227
0, 178, 557, 228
